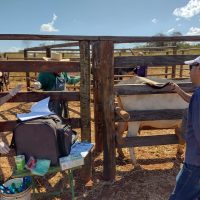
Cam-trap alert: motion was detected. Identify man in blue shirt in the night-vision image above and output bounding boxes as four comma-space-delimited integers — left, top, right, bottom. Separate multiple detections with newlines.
134, 52, 148, 77
169, 56, 200, 200
134, 65, 148, 77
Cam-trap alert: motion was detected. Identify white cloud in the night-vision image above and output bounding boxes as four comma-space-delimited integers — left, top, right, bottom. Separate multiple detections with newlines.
173, 0, 200, 18
152, 18, 158, 23
167, 28, 175, 34
7, 47, 21, 52
40, 13, 59, 32
53, 13, 57, 21
176, 17, 181, 21
177, 24, 182, 27
187, 27, 200, 35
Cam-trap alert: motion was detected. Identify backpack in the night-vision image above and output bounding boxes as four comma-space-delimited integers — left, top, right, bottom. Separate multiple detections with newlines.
12, 115, 77, 166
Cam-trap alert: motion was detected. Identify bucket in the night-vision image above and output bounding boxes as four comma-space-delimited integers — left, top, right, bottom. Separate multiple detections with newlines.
0, 178, 31, 200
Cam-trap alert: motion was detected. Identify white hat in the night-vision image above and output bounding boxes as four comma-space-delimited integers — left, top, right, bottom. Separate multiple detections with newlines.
184, 56, 200, 65
43, 52, 70, 62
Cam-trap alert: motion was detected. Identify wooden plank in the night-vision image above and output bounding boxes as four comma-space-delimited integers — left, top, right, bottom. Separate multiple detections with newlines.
116, 134, 179, 148
79, 41, 92, 183
171, 48, 177, 78
25, 42, 79, 51
92, 42, 103, 152
0, 61, 80, 72
115, 109, 185, 122
114, 55, 199, 67
0, 34, 99, 41
180, 50, 184, 78
115, 46, 177, 50
6, 58, 43, 60
93, 41, 116, 181
148, 73, 172, 76
115, 82, 195, 95
46, 48, 51, 57
79, 41, 91, 141
103, 35, 200, 43
50, 46, 177, 52
1, 34, 200, 43
0, 91, 80, 102
24, 50, 31, 91
165, 64, 169, 78
0, 118, 81, 132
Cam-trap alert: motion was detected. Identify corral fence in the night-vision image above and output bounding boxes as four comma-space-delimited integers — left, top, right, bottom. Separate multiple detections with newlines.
0, 34, 199, 181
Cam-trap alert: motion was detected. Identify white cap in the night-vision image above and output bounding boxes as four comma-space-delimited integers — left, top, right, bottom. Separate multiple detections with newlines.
184, 56, 200, 65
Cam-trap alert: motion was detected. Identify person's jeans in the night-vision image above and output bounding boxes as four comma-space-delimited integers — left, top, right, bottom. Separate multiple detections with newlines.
169, 163, 200, 200
49, 99, 69, 118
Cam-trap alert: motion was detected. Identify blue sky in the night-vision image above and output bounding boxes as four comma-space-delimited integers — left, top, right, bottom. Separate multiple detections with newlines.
0, 0, 200, 52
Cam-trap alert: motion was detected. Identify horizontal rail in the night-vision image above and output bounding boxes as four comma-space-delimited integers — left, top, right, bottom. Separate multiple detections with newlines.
0, 34, 200, 43
147, 73, 173, 76
115, 82, 194, 95
0, 61, 80, 72
0, 118, 81, 132
116, 134, 179, 148
115, 109, 185, 121
114, 55, 199, 67
25, 42, 80, 51
0, 91, 80, 102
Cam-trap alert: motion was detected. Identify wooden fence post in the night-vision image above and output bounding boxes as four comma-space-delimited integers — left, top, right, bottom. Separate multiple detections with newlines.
79, 41, 92, 182
172, 47, 177, 78
165, 52, 169, 78
24, 50, 30, 91
46, 48, 51, 57
92, 42, 103, 152
180, 50, 184, 78
3, 53, 7, 60
92, 41, 116, 181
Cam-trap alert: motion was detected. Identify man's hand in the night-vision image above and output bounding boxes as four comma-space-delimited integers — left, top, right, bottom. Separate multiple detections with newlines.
9, 84, 22, 97
32, 82, 41, 90
169, 82, 191, 103
0, 141, 10, 154
169, 82, 181, 93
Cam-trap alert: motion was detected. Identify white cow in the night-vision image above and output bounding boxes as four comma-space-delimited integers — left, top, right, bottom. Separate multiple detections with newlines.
117, 76, 190, 166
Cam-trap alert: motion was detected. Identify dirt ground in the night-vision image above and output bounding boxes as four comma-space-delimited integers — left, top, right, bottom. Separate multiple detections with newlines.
0, 67, 188, 200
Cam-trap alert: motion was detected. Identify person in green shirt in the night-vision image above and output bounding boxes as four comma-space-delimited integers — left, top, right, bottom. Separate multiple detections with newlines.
37, 72, 80, 91
33, 53, 80, 118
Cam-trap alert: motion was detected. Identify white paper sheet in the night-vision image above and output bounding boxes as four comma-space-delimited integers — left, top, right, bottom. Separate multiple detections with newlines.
70, 142, 94, 158
17, 97, 54, 121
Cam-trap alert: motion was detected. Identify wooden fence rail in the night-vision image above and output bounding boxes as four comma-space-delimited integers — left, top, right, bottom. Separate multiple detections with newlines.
0, 118, 81, 132
115, 82, 194, 95
1, 34, 200, 43
0, 91, 80, 102
115, 109, 185, 122
114, 55, 199, 67
0, 61, 80, 72
117, 134, 179, 148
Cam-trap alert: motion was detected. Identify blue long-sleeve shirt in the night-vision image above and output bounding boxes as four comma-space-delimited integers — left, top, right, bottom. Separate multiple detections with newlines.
185, 88, 200, 166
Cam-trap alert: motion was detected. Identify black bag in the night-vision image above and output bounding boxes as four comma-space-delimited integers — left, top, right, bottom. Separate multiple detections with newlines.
12, 115, 77, 166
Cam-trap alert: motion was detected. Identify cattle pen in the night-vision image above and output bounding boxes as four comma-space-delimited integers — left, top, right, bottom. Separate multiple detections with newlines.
0, 34, 199, 185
